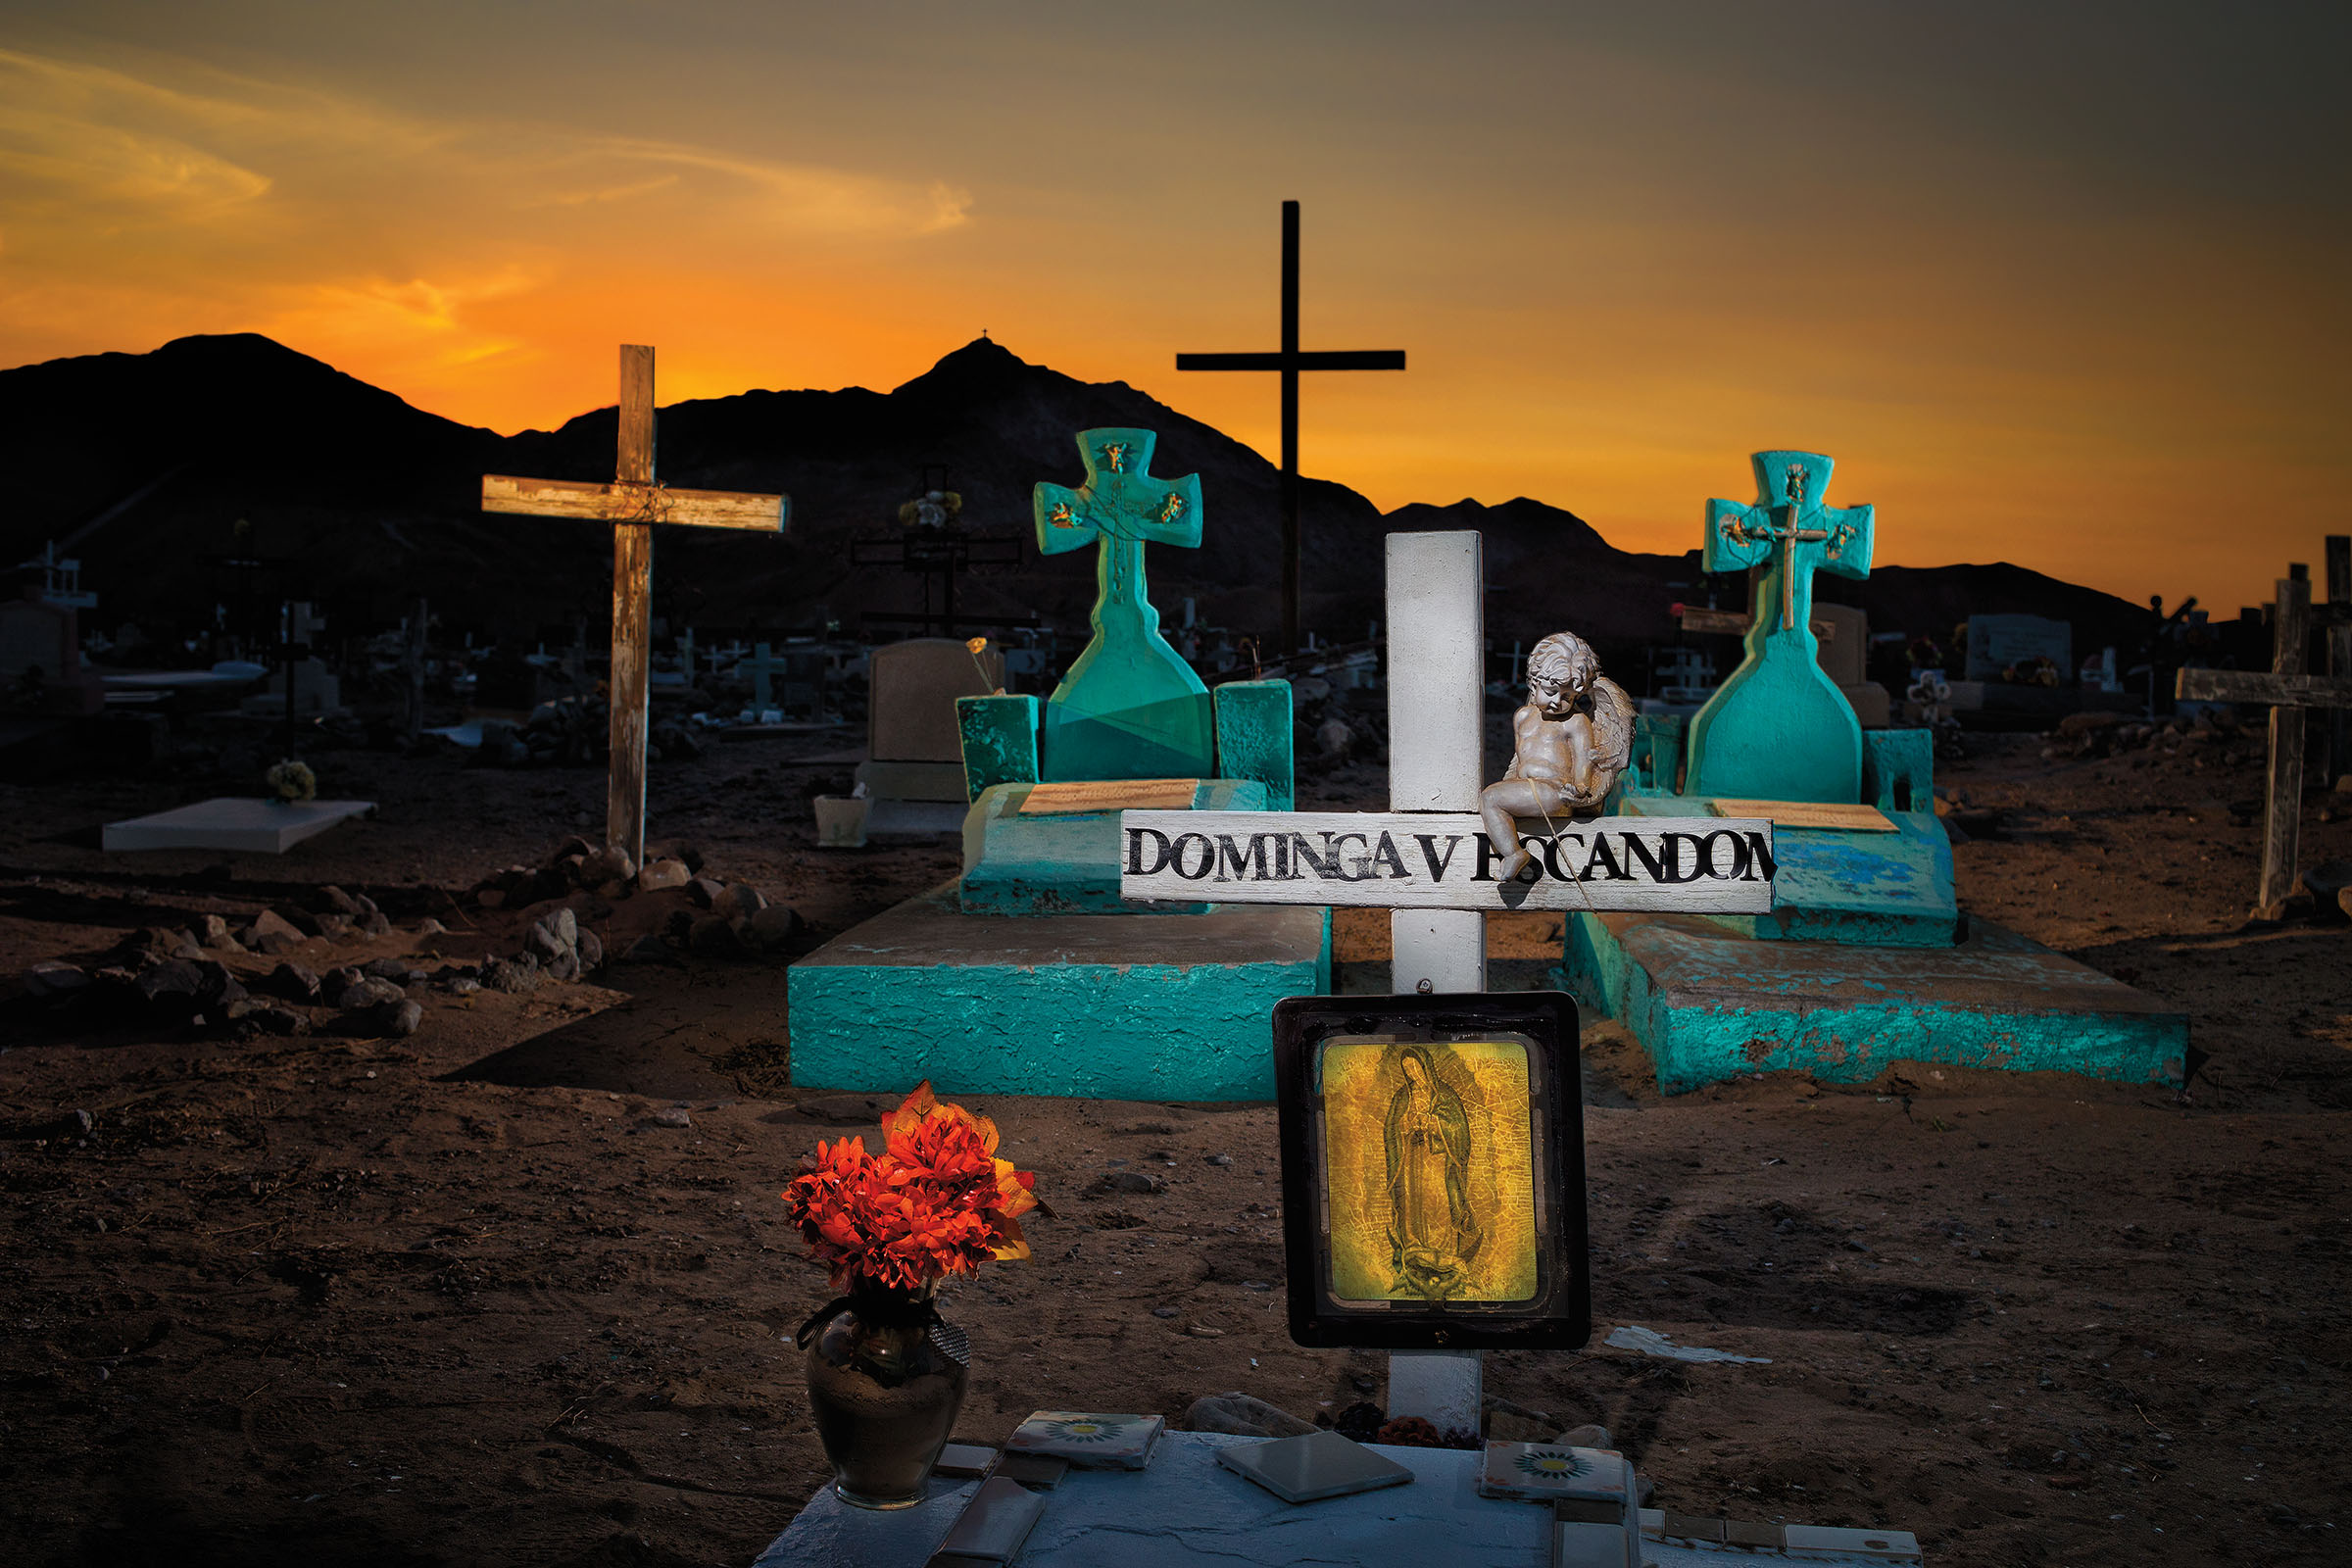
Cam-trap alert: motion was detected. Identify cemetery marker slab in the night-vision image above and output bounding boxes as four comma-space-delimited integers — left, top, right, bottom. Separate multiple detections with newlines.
481, 344, 788, 862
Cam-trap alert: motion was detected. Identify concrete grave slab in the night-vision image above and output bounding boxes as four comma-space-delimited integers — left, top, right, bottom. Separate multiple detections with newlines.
103, 797, 374, 854
787, 879, 1328, 1102
1563, 907, 2186, 1093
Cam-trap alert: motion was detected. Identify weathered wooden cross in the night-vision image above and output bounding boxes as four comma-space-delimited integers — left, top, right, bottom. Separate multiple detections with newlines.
2177, 549, 2352, 919
482, 345, 789, 862
1120, 530, 1776, 1433
1177, 200, 1406, 657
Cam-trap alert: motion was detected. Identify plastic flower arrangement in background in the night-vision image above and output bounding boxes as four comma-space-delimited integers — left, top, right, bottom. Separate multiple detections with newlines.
266, 760, 317, 803
781, 1082, 1042, 1295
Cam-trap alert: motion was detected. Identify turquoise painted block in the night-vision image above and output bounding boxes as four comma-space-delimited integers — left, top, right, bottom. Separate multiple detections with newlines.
1211, 680, 1295, 811
957, 693, 1040, 801
1560, 911, 2185, 1096
1685, 452, 1875, 804
958, 778, 1269, 915
1624, 794, 1957, 946
787, 881, 1331, 1101
1860, 728, 1934, 815
1033, 428, 1214, 782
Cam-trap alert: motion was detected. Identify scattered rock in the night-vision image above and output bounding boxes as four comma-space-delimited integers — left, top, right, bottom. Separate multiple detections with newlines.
580, 847, 635, 885
1552, 1423, 1613, 1450
480, 956, 541, 994
637, 858, 691, 892
686, 876, 725, 909
357, 911, 392, 937
711, 883, 767, 920
315, 912, 356, 941
445, 976, 481, 997
2301, 858, 2352, 919
1185, 1393, 1315, 1439
133, 960, 204, 1014
337, 976, 406, 1010
316, 885, 364, 916
576, 929, 604, 971
1186, 1324, 1225, 1339
24, 961, 90, 1000
1152, 1305, 1180, 1319
413, 917, 447, 938
361, 957, 415, 981
648, 1106, 692, 1130
1087, 1171, 1163, 1196
226, 1000, 308, 1036
1204, 1153, 1233, 1166
198, 914, 242, 950
383, 1000, 424, 1037
745, 904, 800, 951
241, 908, 307, 955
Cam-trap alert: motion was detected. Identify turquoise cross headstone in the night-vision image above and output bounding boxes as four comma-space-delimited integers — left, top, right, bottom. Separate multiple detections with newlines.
1032, 427, 1214, 781
1685, 450, 1877, 803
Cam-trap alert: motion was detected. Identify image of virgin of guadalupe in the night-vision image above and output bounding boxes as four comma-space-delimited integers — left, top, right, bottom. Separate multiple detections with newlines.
1384, 1047, 1484, 1298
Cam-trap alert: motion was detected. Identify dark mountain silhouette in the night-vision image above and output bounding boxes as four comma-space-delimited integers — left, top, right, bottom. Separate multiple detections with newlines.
0, 332, 2157, 665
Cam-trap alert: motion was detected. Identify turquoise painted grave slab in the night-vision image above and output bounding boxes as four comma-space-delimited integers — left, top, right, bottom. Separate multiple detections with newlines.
1620, 726, 1955, 945
1033, 428, 1213, 782
1685, 451, 1874, 803
1623, 795, 1955, 947
1560, 910, 2185, 1096
959, 778, 1269, 915
788, 880, 1330, 1102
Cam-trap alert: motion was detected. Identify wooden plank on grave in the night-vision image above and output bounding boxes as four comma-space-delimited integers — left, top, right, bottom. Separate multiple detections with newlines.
1707, 798, 1895, 832
607, 521, 653, 861
2174, 668, 2352, 707
480, 475, 786, 531
1117, 808, 1775, 914
1019, 778, 1200, 814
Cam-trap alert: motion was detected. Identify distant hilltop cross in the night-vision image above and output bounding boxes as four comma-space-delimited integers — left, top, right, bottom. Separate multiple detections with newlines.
480, 345, 790, 864
1178, 200, 1406, 657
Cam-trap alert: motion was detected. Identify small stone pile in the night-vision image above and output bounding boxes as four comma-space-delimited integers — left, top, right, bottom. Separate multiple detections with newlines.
469, 838, 799, 961
468, 699, 704, 768
2042, 710, 2264, 766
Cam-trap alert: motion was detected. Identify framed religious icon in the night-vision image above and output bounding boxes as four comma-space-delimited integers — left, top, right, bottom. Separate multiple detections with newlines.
1272, 992, 1588, 1350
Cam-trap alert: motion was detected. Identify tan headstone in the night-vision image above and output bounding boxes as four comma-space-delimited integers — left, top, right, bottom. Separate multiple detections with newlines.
869, 639, 1004, 762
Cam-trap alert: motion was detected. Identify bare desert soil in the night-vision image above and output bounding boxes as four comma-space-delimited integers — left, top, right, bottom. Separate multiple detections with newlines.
1, 726, 2347, 1567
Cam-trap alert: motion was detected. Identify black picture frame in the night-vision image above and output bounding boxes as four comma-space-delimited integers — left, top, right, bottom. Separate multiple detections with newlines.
1272, 991, 1589, 1350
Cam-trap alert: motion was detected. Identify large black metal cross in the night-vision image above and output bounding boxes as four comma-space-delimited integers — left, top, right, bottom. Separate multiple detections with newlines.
1178, 200, 1405, 656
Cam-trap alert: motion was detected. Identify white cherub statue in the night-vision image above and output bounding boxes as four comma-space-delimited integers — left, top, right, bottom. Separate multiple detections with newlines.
1479, 630, 1637, 880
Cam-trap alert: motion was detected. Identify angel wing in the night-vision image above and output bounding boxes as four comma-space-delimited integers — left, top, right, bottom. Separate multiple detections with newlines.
1585, 675, 1637, 793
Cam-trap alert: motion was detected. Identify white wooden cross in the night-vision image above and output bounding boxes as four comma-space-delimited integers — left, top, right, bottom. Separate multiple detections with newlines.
481, 345, 789, 863
1123, 530, 1775, 1436
2178, 564, 2352, 919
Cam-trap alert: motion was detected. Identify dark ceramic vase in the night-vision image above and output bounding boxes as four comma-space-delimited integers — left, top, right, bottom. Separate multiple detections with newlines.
799, 1287, 968, 1509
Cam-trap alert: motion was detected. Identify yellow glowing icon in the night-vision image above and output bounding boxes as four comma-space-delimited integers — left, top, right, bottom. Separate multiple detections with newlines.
1319, 1038, 1538, 1303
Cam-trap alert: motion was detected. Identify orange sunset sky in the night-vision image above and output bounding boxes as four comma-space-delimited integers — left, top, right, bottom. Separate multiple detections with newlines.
1, 2, 2342, 613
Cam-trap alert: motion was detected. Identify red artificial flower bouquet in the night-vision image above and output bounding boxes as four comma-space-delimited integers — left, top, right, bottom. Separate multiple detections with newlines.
781, 1081, 1042, 1297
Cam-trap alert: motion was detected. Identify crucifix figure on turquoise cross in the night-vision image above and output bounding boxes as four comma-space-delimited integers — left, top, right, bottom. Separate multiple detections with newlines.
1684, 450, 1877, 804
1032, 426, 1214, 781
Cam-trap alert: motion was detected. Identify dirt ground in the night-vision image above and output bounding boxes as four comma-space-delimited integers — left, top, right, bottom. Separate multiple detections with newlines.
1, 722, 2347, 1568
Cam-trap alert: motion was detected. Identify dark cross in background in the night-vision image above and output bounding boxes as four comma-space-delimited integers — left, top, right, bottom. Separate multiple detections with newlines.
1178, 200, 1405, 656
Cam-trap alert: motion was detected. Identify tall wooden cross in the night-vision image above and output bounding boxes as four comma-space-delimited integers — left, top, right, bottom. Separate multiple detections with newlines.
482, 345, 789, 863
1177, 200, 1405, 657
2178, 557, 2352, 919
